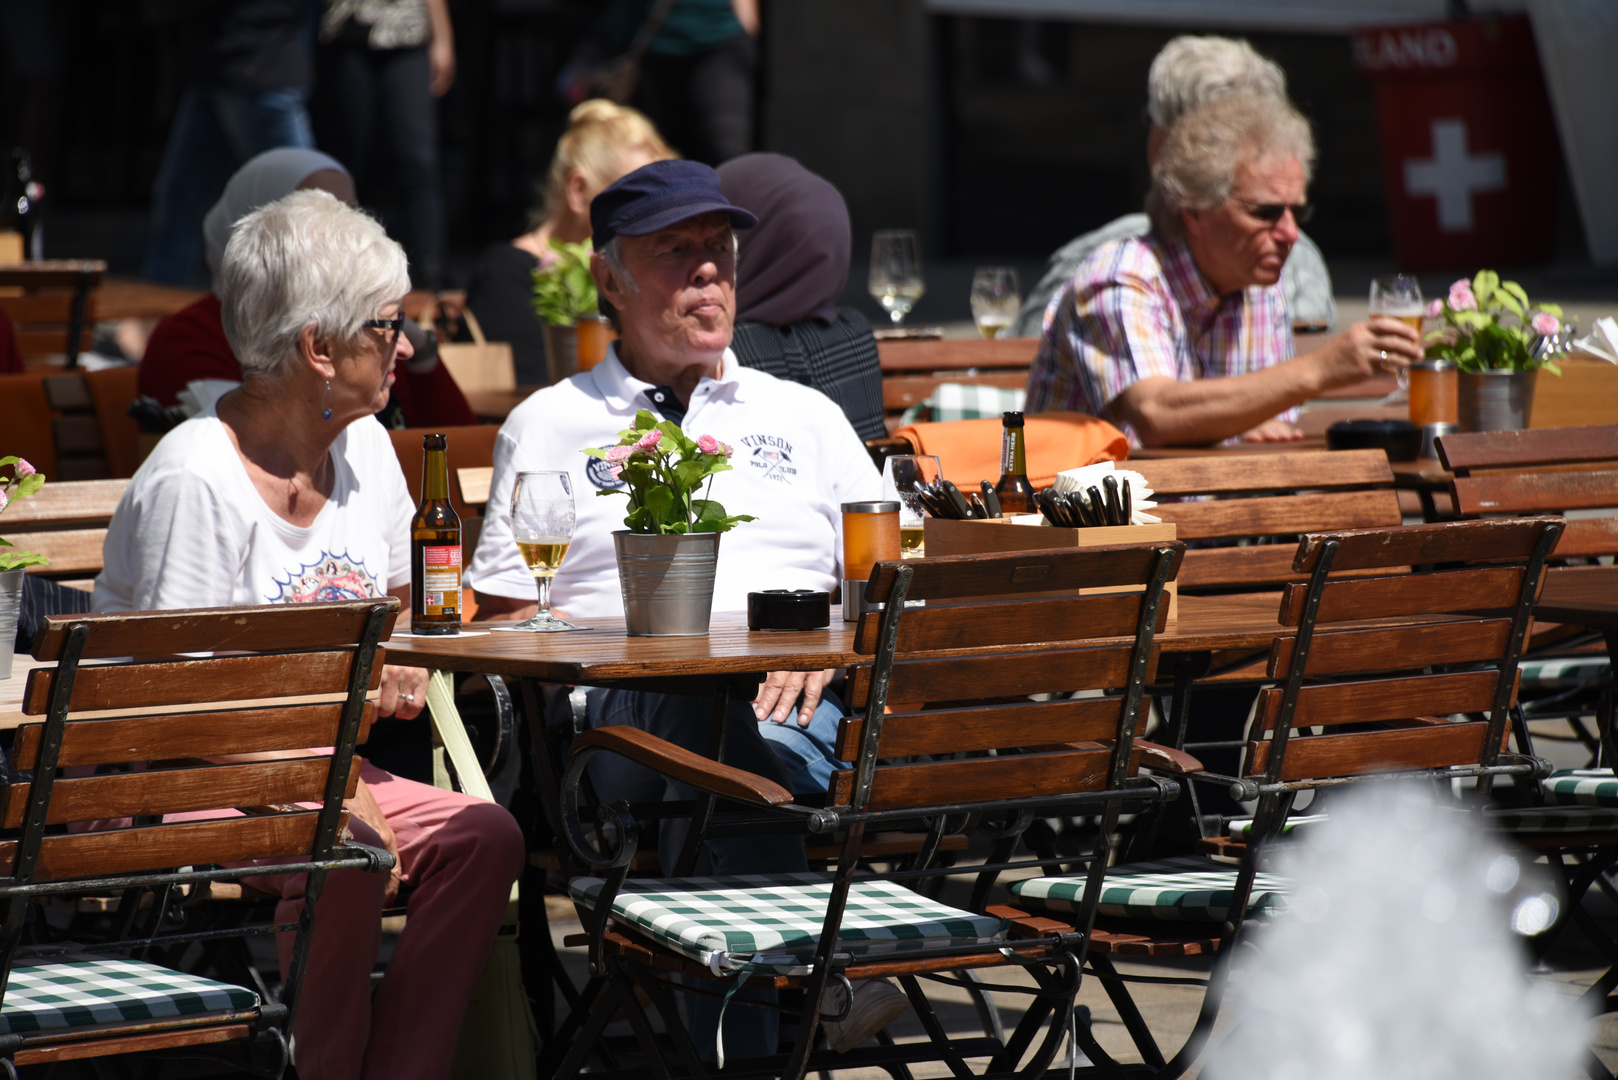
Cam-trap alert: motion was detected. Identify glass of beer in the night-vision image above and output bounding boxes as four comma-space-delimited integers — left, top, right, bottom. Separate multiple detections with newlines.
881, 454, 942, 558
970, 266, 1021, 339
1369, 275, 1425, 397
510, 470, 578, 632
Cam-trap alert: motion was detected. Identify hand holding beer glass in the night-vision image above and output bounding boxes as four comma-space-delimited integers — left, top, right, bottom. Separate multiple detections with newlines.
510, 470, 578, 632
1369, 275, 1424, 400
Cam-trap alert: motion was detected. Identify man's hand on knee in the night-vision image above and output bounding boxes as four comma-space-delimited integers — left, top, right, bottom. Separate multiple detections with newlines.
753, 669, 836, 727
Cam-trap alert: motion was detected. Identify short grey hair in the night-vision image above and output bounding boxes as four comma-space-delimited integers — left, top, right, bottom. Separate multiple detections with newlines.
219, 189, 410, 380
1147, 35, 1287, 129
1146, 92, 1315, 241
594, 228, 739, 331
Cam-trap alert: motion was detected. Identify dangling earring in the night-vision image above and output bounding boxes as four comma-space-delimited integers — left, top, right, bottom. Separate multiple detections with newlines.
321, 380, 333, 421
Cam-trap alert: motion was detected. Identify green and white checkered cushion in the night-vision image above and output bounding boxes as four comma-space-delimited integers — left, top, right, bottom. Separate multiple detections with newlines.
1008, 855, 1290, 921
0, 958, 258, 1034
1228, 814, 1328, 840
899, 382, 1029, 425
1519, 658, 1611, 686
568, 872, 1005, 975
1486, 806, 1618, 833
1542, 769, 1618, 808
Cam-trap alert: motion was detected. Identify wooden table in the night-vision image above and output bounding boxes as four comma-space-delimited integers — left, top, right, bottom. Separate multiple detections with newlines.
462, 388, 531, 424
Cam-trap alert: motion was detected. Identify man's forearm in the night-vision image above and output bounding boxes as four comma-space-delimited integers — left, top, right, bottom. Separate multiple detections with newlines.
1113, 360, 1325, 447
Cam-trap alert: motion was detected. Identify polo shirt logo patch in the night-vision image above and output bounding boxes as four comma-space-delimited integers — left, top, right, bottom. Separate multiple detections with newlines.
740, 434, 797, 483
586, 448, 627, 491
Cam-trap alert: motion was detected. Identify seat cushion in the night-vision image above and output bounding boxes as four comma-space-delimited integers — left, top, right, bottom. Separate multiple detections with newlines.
1518, 658, 1611, 687
1542, 769, 1618, 808
568, 872, 1006, 975
1486, 806, 1618, 833
0, 958, 259, 1035
1009, 855, 1290, 921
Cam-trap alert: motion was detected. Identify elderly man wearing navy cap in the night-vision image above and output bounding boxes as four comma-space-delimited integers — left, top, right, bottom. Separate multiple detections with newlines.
467, 160, 901, 1053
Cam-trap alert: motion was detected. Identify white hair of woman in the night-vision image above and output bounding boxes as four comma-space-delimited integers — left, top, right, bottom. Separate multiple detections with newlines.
1147, 35, 1287, 129
1146, 91, 1315, 241
219, 188, 410, 382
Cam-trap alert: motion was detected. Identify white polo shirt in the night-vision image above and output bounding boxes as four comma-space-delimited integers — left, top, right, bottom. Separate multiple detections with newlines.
466, 346, 882, 618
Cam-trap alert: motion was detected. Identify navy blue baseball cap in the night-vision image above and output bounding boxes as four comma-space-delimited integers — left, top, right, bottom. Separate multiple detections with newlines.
590, 160, 759, 250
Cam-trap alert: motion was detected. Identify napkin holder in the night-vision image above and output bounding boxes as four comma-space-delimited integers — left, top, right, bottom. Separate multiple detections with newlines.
922, 516, 1178, 622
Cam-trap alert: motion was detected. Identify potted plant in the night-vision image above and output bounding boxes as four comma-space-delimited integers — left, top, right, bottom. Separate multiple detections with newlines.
530, 239, 614, 381
1423, 270, 1567, 431
0, 457, 46, 679
584, 411, 753, 636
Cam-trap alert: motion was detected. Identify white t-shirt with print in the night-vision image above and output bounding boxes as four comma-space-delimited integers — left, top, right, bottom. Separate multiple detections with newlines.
466, 346, 882, 619
94, 406, 413, 613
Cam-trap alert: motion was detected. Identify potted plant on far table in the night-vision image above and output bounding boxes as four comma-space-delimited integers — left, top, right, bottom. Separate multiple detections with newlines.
1423, 270, 1568, 432
0, 457, 46, 680
584, 411, 753, 636
530, 239, 615, 382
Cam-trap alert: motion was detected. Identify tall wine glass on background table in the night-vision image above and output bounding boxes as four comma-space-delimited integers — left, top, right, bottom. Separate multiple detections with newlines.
1369, 274, 1424, 403
510, 470, 578, 631
881, 454, 942, 558
969, 266, 1021, 339
869, 230, 925, 326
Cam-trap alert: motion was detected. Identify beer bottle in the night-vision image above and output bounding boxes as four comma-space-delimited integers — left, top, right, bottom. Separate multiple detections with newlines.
994, 411, 1036, 513
411, 433, 462, 634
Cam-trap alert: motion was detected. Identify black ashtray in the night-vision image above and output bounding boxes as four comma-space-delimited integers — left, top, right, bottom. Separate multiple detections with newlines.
748, 590, 831, 631
1326, 419, 1421, 461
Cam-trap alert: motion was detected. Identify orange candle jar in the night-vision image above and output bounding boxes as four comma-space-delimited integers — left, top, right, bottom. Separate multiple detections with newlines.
1408, 360, 1458, 426
575, 315, 617, 372
841, 500, 901, 621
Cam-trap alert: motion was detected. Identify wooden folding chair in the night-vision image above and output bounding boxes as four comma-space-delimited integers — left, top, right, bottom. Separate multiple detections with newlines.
0, 598, 398, 1075
550, 543, 1187, 1080
0, 261, 105, 368
1006, 518, 1560, 1078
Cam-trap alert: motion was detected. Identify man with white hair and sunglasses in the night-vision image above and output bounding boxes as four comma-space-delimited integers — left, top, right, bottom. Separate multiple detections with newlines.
1027, 90, 1423, 447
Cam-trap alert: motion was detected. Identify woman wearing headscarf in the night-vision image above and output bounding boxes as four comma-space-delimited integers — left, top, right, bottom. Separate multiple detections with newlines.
138, 147, 475, 427
463, 99, 673, 384
99, 189, 524, 1080
718, 153, 886, 440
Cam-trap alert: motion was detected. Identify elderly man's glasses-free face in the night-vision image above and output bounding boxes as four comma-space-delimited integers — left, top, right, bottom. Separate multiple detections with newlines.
1233, 199, 1315, 227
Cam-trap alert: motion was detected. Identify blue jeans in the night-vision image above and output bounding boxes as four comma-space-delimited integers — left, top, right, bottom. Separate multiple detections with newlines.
141, 86, 314, 286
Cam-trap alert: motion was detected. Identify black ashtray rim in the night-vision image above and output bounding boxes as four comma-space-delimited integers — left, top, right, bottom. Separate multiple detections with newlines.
747, 589, 832, 632
1325, 418, 1422, 461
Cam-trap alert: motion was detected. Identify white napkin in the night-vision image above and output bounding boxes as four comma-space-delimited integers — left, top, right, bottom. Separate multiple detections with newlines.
1572, 317, 1618, 364
177, 378, 242, 416
1051, 461, 1160, 525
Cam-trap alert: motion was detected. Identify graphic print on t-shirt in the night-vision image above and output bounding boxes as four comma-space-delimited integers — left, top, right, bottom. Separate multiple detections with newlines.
266, 551, 380, 604
585, 446, 628, 491
739, 434, 797, 484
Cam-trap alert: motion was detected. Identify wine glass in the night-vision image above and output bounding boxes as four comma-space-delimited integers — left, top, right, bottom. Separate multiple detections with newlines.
869, 230, 925, 326
1369, 275, 1424, 402
970, 267, 1021, 340
881, 454, 942, 558
510, 470, 578, 632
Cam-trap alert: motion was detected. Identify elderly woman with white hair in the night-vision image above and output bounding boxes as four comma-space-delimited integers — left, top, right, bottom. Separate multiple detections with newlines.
1026, 91, 1423, 448
1013, 34, 1336, 341
96, 189, 525, 1080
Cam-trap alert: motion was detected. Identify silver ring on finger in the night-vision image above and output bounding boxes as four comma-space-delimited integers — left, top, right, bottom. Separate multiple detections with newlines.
402, 693, 415, 704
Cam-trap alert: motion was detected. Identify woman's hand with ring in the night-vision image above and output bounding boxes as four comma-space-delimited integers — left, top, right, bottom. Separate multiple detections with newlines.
380, 664, 429, 719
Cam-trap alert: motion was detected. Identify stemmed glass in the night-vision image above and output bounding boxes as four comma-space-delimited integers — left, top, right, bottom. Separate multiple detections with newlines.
510, 470, 578, 632
869, 230, 925, 326
970, 267, 1021, 339
881, 454, 943, 558
1369, 275, 1424, 403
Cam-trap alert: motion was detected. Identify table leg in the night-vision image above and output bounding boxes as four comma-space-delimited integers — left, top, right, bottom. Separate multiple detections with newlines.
1602, 631, 1618, 771
672, 680, 735, 876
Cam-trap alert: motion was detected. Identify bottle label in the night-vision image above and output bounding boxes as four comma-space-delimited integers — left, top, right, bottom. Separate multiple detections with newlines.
419, 544, 461, 616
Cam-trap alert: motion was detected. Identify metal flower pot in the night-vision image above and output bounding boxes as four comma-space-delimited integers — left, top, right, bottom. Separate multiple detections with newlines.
614, 531, 721, 636
1457, 369, 1536, 432
0, 568, 23, 681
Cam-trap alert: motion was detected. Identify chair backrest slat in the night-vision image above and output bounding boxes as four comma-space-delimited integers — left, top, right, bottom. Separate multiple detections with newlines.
829, 746, 1125, 812
1254, 669, 1505, 731
862, 544, 1180, 604
835, 696, 1129, 761
852, 592, 1162, 653
0, 811, 337, 882
1293, 517, 1547, 572
1152, 490, 1401, 542
31, 600, 393, 660
10, 702, 377, 770
1246, 723, 1492, 783
1133, 449, 1394, 496
1277, 566, 1524, 626
0, 756, 360, 828
847, 644, 1153, 709
1437, 424, 1618, 471
1452, 470, 1618, 515
1267, 618, 1513, 677
23, 649, 380, 714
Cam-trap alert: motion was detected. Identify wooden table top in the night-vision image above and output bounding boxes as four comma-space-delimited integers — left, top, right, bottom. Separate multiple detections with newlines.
463, 388, 532, 423
1536, 565, 1618, 631
94, 278, 206, 321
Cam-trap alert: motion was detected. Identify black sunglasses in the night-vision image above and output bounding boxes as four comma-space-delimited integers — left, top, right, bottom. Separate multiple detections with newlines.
362, 314, 406, 344
1234, 198, 1315, 226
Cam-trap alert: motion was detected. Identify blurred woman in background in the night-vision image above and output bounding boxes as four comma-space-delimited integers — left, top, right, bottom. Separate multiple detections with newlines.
463, 99, 673, 385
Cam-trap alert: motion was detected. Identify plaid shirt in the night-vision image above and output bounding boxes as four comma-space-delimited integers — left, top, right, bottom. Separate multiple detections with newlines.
1026, 233, 1297, 445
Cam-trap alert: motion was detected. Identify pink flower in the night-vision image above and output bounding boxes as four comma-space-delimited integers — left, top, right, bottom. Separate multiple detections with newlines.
632, 429, 663, 453
696, 434, 727, 456
0, 489, 7, 513
717, 439, 733, 456
605, 445, 634, 464
1448, 280, 1476, 312
1425, 299, 1443, 318
1531, 312, 1560, 336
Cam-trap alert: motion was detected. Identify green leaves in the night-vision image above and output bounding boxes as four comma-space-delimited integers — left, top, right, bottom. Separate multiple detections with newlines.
529, 239, 600, 327
1426, 268, 1567, 374
579, 411, 754, 536
0, 456, 48, 569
